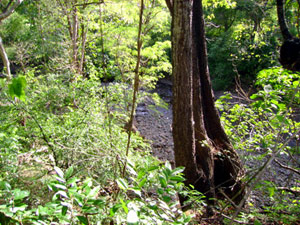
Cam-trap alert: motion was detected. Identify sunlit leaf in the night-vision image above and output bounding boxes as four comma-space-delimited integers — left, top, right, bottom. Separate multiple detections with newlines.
54, 167, 65, 179
65, 166, 74, 179
8, 76, 27, 102
13, 189, 30, 200
117, 178, 128, 190
127, 210, 139, 224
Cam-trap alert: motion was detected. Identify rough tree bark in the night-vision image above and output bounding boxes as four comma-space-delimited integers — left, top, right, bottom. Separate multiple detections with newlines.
0, 0, 24, 79
168, 0, 245, 207
276, 0, 300, 71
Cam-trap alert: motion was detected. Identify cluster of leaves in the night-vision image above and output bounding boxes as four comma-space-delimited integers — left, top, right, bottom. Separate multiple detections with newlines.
0, 162, 192, 224
216, 67, 300, 224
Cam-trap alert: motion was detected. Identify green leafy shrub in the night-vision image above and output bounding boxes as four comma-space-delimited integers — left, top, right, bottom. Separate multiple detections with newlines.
255, 67, 300, 105
216, 67, 300, 224
0, 71, 199, 224
0, 162, 193, 224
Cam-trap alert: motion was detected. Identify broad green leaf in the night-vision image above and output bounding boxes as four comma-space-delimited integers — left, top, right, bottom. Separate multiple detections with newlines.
293, 80, 299, 87
53, 183, 67, 190
87, 186, 100, 198
88, 199, 105, 207
8, 76, 27, 102
54, 167, 65, 180
159, 176, 167, 188
13, 189, 30, 200
82, 205, 98, 214
117, 178, 128, 190
157, 188, 164, 195
0, 181, 11, 190
0, 79, 5, 88
67, 177, 78, 185
250, 94, 258, 100
110, 204, 122, 216
62, 205, 68, 216
137, 169, 146, 180
65, 166, 74, 179
138, 178, 147, 188
254, 220, 262, 225
120, 199, 128, 214
162, 195, 172, 203
77, 216, 89, 225
169, 175, 185, 182
147, 165, 159, 172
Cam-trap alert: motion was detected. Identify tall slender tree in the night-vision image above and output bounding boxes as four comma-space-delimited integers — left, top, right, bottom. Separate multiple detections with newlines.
166, 0, 245, 208
0, 0, 24, 79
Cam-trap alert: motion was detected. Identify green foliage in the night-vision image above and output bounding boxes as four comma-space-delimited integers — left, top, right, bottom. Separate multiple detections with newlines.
205, 0, 281, 89
0, 162, 193, 224
216, 67, 300, 224
8, 76, 27, 102
216, 68, 299, 155
255, 67, 300, 105
1, 0, 299, 224
0, 71, 198, 224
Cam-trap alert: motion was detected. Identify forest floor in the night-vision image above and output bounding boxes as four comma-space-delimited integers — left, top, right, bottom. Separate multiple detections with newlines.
135, 78, 300, 210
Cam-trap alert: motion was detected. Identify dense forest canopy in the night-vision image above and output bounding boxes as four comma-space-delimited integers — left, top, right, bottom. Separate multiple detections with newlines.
0, 0, 299, 224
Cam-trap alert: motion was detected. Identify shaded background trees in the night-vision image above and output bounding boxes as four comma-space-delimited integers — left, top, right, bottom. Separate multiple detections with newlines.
2, 0, 300, 85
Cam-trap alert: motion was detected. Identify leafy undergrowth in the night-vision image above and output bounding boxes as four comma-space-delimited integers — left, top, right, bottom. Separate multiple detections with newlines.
0, 67, 300, 224
0, 73, 193, 224
216, 67, 300, 225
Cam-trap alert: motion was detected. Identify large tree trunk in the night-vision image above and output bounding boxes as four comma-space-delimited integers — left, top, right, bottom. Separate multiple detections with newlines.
171, 0, 244, 208
276, 0, 300, 71
172, 0, 200, 188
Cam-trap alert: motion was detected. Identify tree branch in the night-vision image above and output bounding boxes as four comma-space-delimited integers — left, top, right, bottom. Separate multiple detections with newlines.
0, 0, 23, 22
274, 159, 300, 175
74, 1, 104, 7
277, 187, 300, 196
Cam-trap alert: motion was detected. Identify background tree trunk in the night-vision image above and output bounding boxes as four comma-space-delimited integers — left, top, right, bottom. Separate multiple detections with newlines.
171, 0, 245, 207
276, 0, 300, 71
0, 0, 24, 80
276, 0, 293, 41
0, 36, 11, 79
